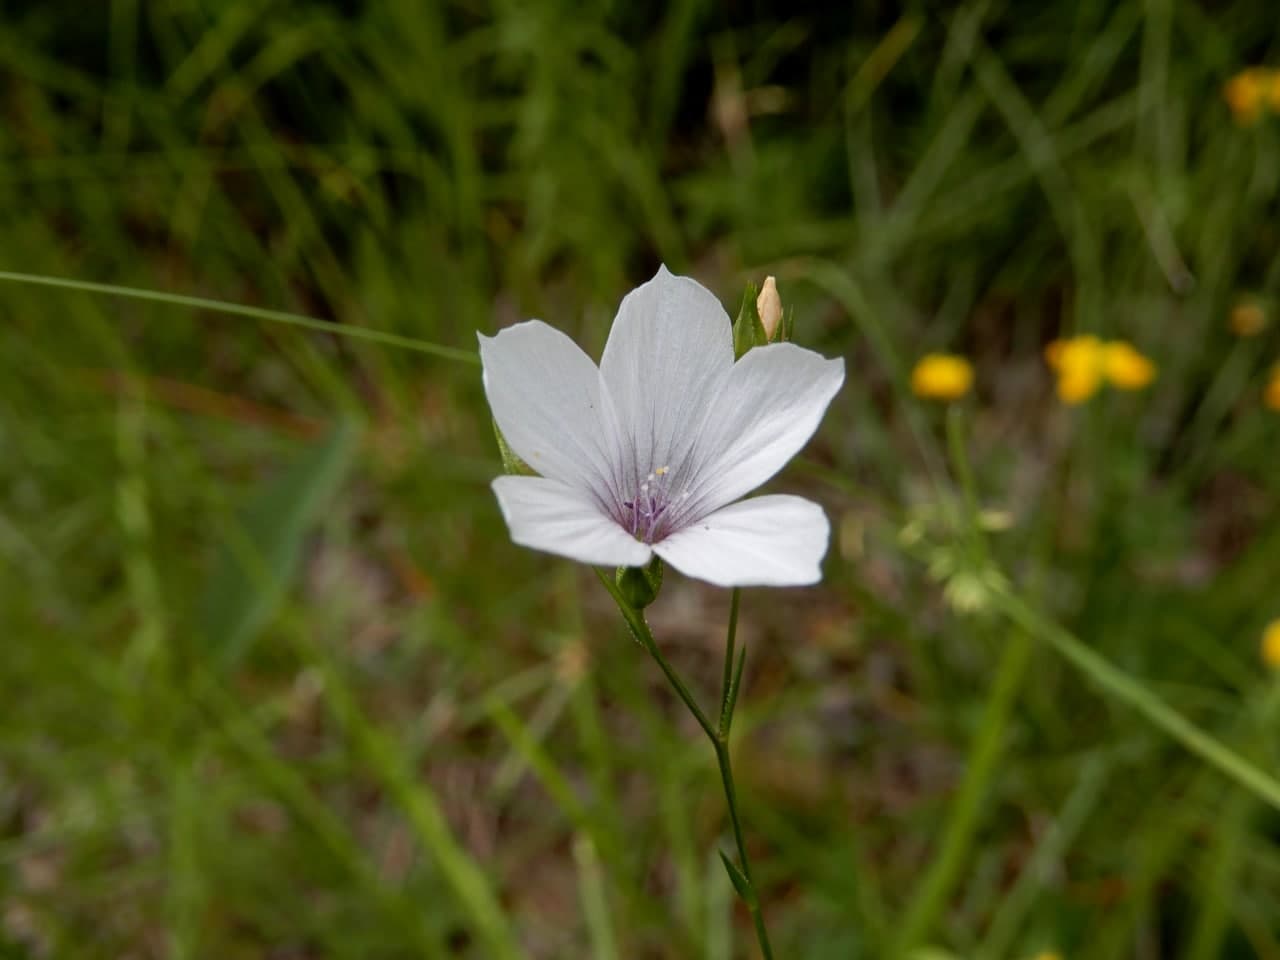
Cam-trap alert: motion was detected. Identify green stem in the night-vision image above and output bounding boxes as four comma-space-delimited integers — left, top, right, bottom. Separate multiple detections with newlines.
945, 408, 980, 532
891, 628, 1033, 957
596, 572, 774, 959
719, 588, 741, 733
712, 733, 773, 958
596, 570, 716, 739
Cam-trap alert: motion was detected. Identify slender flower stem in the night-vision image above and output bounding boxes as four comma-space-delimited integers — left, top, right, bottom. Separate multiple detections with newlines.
595, 572, 774, 958
597, 571, 715, 739
719, 588, 741, 731
711, 725, 773, 958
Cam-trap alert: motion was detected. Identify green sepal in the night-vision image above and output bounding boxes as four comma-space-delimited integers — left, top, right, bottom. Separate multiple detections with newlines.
732, 282, 769, 359
781, 304, 795, 343
616, 555, 663, 609
717, 850, 756, 906
492, 419, 535, 476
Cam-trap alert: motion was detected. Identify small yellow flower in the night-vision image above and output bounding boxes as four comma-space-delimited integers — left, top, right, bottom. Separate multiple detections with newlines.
1266, 365, 1280, 412
1103, 341, 1157, 391
1046, 336, 1155, 402
1046, 335, 1104, 404
911, 353, 974, 401
1262, 619, 1280, 670
1230, 301, 1268, 337
1225, 68, 1269, 125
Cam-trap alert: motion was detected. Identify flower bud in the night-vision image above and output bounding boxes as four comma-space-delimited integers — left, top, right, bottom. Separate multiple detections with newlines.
756, 276, 782, 342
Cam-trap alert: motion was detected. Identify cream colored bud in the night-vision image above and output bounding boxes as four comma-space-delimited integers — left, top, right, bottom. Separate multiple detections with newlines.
757, 276, 782, 341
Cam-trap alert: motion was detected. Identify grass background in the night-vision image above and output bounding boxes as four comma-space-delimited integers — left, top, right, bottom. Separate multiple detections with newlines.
3, 1, 1280, 957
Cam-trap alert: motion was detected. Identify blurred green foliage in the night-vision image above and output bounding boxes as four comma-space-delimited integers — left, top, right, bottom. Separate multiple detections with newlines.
2, 1, 1280, 957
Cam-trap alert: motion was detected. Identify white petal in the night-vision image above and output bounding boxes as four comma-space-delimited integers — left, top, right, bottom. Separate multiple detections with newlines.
479, 320, 622, 505
598, 266, 734, 491
653, 495, 830, 587
492, 476, 652, 568
676, 344, 844, 522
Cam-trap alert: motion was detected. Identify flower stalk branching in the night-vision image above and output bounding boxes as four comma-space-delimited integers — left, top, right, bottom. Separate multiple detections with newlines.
596, 569, 774, 959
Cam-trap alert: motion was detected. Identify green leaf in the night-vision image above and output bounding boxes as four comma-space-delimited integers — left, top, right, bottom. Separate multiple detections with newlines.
717, 849, 755, 905
199, 419, 361, 668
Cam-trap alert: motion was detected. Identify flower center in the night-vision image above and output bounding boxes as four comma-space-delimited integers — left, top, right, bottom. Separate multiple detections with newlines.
620, 466, 687, 543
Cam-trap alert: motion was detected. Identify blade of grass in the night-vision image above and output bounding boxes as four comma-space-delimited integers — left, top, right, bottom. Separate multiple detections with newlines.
485, 695, 592, 834
193, 669, 440, 952
1186, 792, 1250, 960
574, 832, 621, 960
0, 270, 480, 364
200, 418, 361, 668
990, 586, 1280, 812
890, 628, 1033, 957
971, 42, 1104, 326
979, 753, 1110, 959
299, 634, 522, 959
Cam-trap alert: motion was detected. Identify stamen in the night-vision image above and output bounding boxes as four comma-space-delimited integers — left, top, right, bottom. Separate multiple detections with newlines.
620, 466, 679, 543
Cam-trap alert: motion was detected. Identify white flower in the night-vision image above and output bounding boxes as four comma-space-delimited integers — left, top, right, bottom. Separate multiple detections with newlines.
479, 266, 845, 587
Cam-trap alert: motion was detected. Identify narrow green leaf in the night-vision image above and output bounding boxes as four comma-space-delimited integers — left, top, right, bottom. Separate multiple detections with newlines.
992, 586, 1280, 812
574, 833, 621, 960
0, 269, 479, 364
199, 419, 361, 667
717, 849, 754, 905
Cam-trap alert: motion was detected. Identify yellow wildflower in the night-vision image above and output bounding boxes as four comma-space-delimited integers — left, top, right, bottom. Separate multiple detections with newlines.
1225, 68, 1269, 125
1266, 365, 1280, 412
1103, 341, 1157, 390
1046, 335, 1104, 404
1230, 301, 1267, 337
1046, 336, 1156, 402
1262, 619, 1280, 670
911, 353, 974, 401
